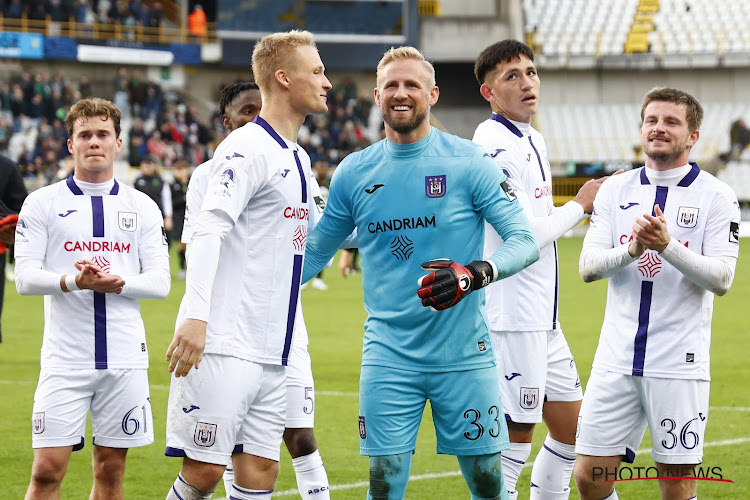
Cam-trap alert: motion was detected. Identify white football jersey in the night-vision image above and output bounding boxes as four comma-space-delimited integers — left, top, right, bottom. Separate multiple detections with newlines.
178, 118, 316, 364
180, 149, 327, 350
584, 164, 740, 380
14, 176, 168, 369
181, 157, 211, 245
474, 113, 559, 331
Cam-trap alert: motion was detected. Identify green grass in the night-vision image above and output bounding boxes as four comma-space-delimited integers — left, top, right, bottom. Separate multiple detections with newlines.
2, 238, 749, 498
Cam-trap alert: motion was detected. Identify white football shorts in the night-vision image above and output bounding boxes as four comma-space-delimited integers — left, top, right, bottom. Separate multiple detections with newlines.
165, 353, 286, 464
491, 328, 582, 424
576, 368, 710, 464
32, 368, 153, 449
285, 344, 315, 428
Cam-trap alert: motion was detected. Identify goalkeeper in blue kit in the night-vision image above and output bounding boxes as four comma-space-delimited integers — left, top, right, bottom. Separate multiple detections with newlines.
302, 47, 539, 500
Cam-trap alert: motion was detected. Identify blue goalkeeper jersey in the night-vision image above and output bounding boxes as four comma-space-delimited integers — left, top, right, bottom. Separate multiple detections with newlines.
303, 127, 538, 372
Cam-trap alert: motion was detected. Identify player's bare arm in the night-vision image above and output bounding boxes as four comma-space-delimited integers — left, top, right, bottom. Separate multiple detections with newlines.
166, 318, 206, 377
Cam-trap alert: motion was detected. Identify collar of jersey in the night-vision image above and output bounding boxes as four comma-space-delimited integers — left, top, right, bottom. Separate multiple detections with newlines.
67, 174, 119, 195
490, 112, 525, 138
384, 127, 435, 158
639, 162, 699, 187
253, 115, 294, 150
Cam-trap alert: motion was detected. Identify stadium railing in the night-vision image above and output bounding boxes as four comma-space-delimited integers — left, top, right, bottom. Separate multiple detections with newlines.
0, 15, 218, 44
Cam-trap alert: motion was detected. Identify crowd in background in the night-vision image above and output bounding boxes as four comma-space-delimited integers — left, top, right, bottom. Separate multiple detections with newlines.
0, 68, 381, 194
1, 0, 165, 29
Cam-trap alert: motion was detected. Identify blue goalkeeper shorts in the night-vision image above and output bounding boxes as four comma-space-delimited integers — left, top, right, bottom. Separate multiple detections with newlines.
358, 364, 510, 456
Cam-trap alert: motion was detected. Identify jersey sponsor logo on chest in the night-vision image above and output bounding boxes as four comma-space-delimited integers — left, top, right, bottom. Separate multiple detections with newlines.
284, 207, 309, 220
64, 241, 131, 253
534, 185, 552, 199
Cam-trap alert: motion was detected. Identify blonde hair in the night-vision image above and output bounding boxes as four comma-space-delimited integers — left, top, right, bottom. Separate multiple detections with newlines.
65, 97, 122, 138
376, 46, 436, 89
252, 30, 316, 93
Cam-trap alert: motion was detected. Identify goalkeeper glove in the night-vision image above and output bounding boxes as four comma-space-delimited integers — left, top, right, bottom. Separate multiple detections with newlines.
417, 258, 496, 311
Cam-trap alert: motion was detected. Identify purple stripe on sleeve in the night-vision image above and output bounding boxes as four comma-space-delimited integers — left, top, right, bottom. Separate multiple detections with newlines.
282, 254, 303, 365
528, 136, 546, 181
632, 281, 653, 376
94, 291, 107, 369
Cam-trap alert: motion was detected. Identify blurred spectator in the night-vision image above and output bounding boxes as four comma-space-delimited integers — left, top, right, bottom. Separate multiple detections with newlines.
730, 118, 750, 160
134, 155, 173, 233
147, 1, 163, 29
128, 119, 148, 166
78, 75, 93, 98
0, 116, 13, 154
0, 154, 28, 343
188, 4, 207, 39
169, 160, 190, 277
129, 69, 147, 119
4, 0, 23, 18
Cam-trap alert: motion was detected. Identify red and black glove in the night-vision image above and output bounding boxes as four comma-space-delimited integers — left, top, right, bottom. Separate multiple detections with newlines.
417, 259, 495, 311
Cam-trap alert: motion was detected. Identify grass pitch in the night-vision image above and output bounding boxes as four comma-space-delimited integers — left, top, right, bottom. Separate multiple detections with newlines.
1, 237, 748, 498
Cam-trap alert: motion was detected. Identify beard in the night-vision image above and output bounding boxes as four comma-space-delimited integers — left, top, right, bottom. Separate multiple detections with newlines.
382, 107, 428, 135
644, 140, 686, 164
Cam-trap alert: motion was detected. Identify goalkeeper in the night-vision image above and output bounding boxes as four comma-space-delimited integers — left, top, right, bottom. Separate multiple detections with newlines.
0, 154, 27, 343
302, 46, 538, 500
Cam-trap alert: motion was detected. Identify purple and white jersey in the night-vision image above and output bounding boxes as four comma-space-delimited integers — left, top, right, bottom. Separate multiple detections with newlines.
181, 157, 212, 245
584, 164, 740, 380
14, 176, 168, 369
180, 152, 326, 350
473, 113, 559, 331
179, 117, 315, 364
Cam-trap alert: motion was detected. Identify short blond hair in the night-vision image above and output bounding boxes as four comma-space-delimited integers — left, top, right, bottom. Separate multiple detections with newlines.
376, 46, 436, 89
65, 97, 122, 138
252, 30, 316, 94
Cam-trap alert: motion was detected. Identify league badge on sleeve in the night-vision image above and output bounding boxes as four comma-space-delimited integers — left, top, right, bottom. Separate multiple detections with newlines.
425, 175, 446, 198
194, 421, 217, 447
118, 212, 137, 231
501, 180, 517, 202
730, 221, 740, 243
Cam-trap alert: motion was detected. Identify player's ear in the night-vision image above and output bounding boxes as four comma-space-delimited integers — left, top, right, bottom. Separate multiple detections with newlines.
67, 138, 74, 155
479, 83, 494, 103
428, 86, 439, 107
374, 87, 381, 107
687, 128, 699, 148
275, 69, 290, 90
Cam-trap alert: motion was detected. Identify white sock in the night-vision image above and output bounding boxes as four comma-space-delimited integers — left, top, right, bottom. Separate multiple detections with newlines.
530, 435, 576, 498
229, 483, 273, 500
166, 473, 213, 500
501, 442, 532, 497
292, 450, 331, 499
222, 466, 234, 497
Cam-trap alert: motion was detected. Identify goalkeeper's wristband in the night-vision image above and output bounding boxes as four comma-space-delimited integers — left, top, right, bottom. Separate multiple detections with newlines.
464, 260, 497, 290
